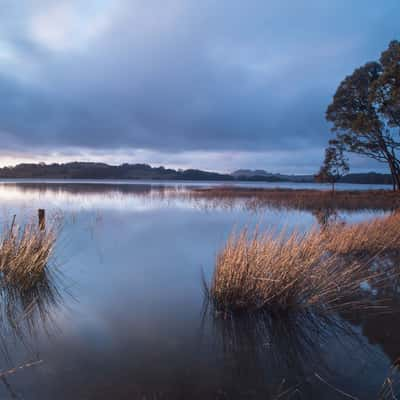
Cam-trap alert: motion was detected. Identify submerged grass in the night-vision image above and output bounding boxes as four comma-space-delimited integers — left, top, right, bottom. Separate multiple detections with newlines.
380, 358, 400, 400
210, 213, 400, 314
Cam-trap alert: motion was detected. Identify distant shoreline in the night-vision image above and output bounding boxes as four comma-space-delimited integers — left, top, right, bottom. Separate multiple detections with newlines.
0, 162, 393, 185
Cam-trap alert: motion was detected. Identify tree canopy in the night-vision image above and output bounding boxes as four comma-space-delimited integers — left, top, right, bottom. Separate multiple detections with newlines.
326, 40, 400, 190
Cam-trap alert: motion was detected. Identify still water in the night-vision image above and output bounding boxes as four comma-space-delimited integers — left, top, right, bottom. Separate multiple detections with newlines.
0, 181, 398, 399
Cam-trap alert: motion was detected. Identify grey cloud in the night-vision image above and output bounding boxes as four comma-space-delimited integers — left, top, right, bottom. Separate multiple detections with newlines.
0, 0, 398, 170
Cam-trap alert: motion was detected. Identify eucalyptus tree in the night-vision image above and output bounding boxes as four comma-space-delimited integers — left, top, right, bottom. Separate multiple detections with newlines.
326, 40, 400, 191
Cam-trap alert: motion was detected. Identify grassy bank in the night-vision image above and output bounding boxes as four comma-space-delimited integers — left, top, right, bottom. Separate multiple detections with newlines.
187, 187, 400, 212
209, 213, 400, 314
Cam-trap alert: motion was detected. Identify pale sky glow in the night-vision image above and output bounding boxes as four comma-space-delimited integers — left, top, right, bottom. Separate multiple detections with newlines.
29, 1, 116, 52
0, 0, 398, 173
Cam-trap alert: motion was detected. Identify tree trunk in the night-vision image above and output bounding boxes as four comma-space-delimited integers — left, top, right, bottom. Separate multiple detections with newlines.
387, 156, 400, 191
389, 162, 396, 191
394, 159, 400, 191
394, 172, 400, 191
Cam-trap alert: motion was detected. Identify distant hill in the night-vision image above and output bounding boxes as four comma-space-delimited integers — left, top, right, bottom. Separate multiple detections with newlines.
0, 163, 393, 184
232, 169, 314, 182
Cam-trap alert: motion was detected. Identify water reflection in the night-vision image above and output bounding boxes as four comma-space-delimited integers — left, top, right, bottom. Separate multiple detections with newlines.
344, 252, 400, 366
0, 279, 63, 399
0, 181, 396, 399
311, 208, 340, 228
0, 182, 389, 225
202, 308, 362, 397
0, 262, 67, 393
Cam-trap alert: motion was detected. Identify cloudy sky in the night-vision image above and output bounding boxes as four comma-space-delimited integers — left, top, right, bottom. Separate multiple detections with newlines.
0, 0, 398, 173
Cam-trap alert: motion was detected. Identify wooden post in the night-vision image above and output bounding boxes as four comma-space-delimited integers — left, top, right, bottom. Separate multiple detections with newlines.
38, 209, 45, 231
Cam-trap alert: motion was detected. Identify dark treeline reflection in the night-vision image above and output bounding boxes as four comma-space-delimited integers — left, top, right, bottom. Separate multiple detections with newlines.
1, 182, 163, 196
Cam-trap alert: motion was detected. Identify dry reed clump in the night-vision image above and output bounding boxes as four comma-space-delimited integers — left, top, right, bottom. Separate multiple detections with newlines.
325, 212, 400, 256
0, 218, 58, 290
209, 215, 400, 314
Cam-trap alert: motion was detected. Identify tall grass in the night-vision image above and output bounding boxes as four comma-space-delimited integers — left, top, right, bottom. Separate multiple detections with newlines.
210, 214, 400, 314
186, 187, 400, 212
325, 212, 400, 256
0, 217, 59, 290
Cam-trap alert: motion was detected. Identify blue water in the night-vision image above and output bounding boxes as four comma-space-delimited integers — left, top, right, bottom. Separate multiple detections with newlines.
0, 181, 396, 399
0, 178, 392, 191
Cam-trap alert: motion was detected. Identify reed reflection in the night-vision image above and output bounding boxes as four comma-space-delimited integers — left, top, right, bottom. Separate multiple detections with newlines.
201, 301, 374, 399
0, 263, 68, 399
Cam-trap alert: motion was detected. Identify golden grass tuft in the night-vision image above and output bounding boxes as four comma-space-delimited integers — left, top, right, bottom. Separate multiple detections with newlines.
0, 218, 59, 290
325, 212, 400, 256
210, 214, 400, 314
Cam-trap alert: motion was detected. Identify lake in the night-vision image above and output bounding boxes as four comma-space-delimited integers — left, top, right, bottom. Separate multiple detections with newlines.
0, 180, 398, 399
